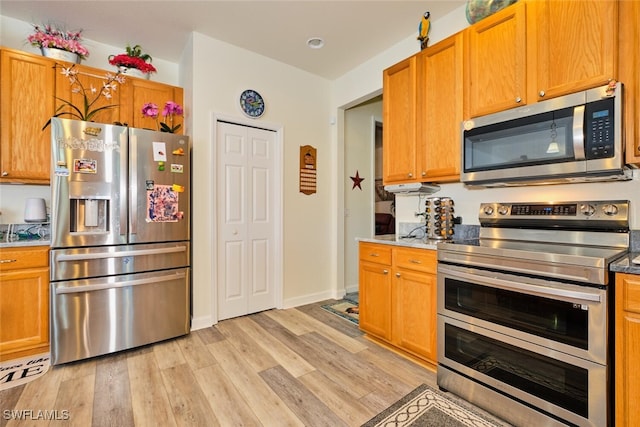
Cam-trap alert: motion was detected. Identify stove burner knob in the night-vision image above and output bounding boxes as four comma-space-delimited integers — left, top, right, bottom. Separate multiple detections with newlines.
580, 204, 596, 216
603, 204, 619, 216
483, 206, 494, 215
498, 205, 509, 215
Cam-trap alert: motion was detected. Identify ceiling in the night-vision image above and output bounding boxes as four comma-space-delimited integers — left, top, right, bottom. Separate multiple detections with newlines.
1, 1, 466, 80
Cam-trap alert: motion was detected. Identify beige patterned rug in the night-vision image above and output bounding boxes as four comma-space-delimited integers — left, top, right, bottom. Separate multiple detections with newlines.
321, 299, 359, 325
0, 353, 50, 391
362, 384, 508, 427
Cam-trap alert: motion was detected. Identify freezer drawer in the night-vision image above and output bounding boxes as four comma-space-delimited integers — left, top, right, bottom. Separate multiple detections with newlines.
50, 268, 190, 365
50, 242, 190, 282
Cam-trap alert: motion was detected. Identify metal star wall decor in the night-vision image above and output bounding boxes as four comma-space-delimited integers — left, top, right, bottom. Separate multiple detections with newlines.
350, 170, 364, 190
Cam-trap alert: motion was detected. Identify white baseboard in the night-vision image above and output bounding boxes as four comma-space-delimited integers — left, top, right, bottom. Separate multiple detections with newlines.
190, 315, 216, 331
345, 283, 359, 294
282, 288, 345, 309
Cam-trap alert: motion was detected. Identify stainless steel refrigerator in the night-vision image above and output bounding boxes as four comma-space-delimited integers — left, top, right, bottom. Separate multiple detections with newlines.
49, 117, 190, 365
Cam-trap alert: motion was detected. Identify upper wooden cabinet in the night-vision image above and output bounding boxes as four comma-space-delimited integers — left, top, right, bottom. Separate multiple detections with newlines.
417, 33, 463, 182
530, 0, 617, 101
464, 1, 527, 118
55, 62, 124, 126
464, 0, 618, 119
619, 0, 640, 165
383, 33, 463, 185
0, 48, 56, 184
120, 78, 184, 132
0, 47, 185, 184
382, 56, 417, 184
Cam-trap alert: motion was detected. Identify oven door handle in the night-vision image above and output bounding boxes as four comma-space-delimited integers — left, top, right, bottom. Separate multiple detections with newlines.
438, 265, 602, 304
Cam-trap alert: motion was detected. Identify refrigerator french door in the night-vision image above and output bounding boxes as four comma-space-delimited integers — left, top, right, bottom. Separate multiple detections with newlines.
50, 118, 191, 365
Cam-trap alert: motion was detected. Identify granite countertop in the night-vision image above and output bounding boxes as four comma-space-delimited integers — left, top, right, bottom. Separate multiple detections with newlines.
610, 253, 640, 275
0, 240, 50, 248
358, 235, 441, 250
0, 223, 50, 248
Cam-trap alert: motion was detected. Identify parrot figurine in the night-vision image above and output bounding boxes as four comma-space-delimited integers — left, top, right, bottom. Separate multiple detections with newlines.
417, 11, 431, 50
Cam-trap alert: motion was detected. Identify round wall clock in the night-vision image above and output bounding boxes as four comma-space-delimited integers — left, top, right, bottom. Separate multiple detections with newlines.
239, 89, 265, 118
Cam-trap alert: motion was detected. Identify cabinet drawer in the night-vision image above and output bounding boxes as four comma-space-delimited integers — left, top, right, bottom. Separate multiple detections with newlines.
394, 247, 436, 274
0, 246, 49, 271
359, 242, 392, 265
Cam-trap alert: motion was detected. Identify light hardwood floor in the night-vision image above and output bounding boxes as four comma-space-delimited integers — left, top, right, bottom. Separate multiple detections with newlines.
0, 300, 491, 427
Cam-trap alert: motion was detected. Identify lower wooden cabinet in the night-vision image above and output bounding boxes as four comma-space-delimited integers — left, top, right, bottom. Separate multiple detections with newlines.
359, 242, 437, 365
0, 246, 50, 361
615, 272, 640, 426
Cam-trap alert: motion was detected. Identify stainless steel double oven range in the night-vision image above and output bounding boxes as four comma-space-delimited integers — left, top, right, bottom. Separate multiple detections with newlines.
437, 200, 629, 427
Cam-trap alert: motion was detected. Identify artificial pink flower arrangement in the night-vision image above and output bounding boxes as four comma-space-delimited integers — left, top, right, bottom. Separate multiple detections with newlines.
142, 101, 183, 133
109, 44, 157, 74
27, 23, 89, 59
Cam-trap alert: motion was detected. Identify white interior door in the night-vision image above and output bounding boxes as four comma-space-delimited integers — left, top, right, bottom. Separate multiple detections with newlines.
216, 121, 278, 320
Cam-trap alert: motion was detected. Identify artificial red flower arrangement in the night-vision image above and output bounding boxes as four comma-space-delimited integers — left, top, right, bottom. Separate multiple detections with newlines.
108, 44, 157, 74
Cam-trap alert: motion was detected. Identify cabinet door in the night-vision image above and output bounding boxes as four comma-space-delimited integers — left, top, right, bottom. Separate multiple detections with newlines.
55, 62, 123, 126
532, 0, 617, 101
0, 49, 56, 183
464, 1, 527, 118
615, 273, 640, 427
619, 0, 640, 165
359, 261, 392, 340
417, 33, 463, 182
393, 268, 437, 363
382, 56, 417, 184
120, 78, 184, 133
0, 267, 49, 360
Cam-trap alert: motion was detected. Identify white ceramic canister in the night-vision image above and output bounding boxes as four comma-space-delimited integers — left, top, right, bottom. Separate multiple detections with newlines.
24, 198, 47, 223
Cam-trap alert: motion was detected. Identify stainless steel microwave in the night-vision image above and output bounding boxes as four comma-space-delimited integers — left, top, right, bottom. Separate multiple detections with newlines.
461, 83, 630, 187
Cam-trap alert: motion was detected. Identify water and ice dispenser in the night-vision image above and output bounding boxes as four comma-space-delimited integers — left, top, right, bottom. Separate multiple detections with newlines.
69, 198, 110, 233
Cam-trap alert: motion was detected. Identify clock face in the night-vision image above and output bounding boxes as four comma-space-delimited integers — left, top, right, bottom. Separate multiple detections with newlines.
239, 89, 265, 118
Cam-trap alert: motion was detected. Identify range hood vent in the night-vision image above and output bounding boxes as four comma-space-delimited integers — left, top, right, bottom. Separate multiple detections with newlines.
383, 182, 441, 194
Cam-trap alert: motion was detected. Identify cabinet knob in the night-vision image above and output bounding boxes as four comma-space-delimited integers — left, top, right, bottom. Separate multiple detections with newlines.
395, 272, 401, 278
539, 90, 546, 97
407, 173, 413, 178
421, 171, 426, 177
515, 97, 522, 103
383, 269, 389, 274
1, 171, 8, 177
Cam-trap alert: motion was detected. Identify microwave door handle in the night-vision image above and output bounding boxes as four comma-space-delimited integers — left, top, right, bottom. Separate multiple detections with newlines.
572, 105, 586, 160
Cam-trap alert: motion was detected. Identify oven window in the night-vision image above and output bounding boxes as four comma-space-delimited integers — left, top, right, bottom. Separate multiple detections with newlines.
444, 324, 588, 417
444, 278, 588, 349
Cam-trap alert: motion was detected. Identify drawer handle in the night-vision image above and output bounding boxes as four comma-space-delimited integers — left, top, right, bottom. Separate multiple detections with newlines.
369, 253, 379, 257
0, 259, 18, 264
409, 259, 422, 264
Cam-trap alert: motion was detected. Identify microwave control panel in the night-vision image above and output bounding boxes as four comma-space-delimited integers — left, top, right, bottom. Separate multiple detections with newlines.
584, 97, 615, 159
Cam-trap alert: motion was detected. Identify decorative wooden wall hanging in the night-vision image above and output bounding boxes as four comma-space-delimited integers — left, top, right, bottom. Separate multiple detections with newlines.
299, 145, 317, 195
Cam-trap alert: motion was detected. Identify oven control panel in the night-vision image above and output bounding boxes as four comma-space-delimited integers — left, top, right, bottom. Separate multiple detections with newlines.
479, 200, 629, 225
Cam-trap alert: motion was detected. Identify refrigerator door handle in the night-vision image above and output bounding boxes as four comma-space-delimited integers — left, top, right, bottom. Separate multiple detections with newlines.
120, 131, 129, 237
56, 245, 187, 262
54, 271, 186, 294
129, 132, 138, 235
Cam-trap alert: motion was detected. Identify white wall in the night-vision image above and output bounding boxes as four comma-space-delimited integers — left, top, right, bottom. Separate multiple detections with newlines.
344, 98, 382, 291
186, 33, 334, 328
0, 15, 180, 85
